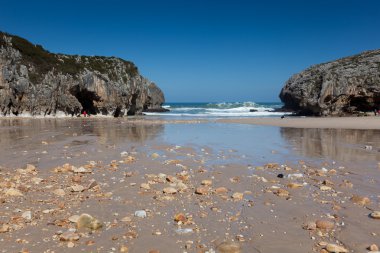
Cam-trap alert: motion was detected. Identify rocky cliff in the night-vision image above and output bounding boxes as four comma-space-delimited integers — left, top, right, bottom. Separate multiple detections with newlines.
0, 32, 165, 117
279, 49, 380, 116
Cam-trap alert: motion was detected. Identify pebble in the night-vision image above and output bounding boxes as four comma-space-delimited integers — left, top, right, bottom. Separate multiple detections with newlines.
5, 188, 24, 197
71, 185, 85, 192
215, 187, 228, 194
287, 183, 303, 189
140, 183, 150, 190
201, 179, 212, 186
370, 211, 380, 219
53, 189, 66, 196
320, 185, 332, 191
303, 221, 316, 230
68, 215, 80, 223
134, 210, 147, 218
274, 188, 289, 197
60, 231, 80, 241
232, 192, 244, 201
76, 213, 103, 230
31, 177, 43, 184
216, 241, 241, 253
325, 243, 348, 253
368, 244, 379, 251
316, 220, 335, 230
151, 153, 159, 159
72, 166, 90, 173
120, 245, 129, 252
175, 228, 193, 235
195, 186, 210, 195
121, 216, 132, 222
350, 195, 371, 205
163, 187, 177, 194
21, 211, 32, 220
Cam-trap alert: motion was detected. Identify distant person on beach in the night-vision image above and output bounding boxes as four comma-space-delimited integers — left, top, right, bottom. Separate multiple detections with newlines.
83, 110, 87, 117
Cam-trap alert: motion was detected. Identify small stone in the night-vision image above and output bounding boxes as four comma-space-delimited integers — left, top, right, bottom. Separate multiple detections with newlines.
216, 241, 241, 253
163, 187, 177, 194
215, 187, 228, 194
325, 243, 348, 253
368, 244, 379, 251
71, 175, 82, 183
201, 179, 212, 186
140, 183, 150, 190
71, 185, 85, 192
148, 250, 160, 253
120, 245, 129, 252
53, 189, 66, 196
174, 213, 187, 223
303, 221, 317, 230
77, 214, 102, 230
232, 192, 244, 201
5, 188, 24, 197
72, 166, 90, 173
274, 188, 289, 197
67, 242, 75, 248
87, 179, 98, 189
195, 186, 209, 195
287, 183, 303, 189
21, 211, 32, 220
68, 215, 80, 223
134, 210, 147, 218
320, 185, 332, 191
31, 177, 43, 184
316, 220, 335, 230
0, 224, 10, 233
350, 195, 371, 206
151, 153, 159, 159
370, 211, 380, 219
60, 231, 80, 241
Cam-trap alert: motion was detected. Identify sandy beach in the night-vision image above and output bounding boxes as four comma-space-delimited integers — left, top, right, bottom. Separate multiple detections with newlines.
0, 118, 379, 253
219, 116, 380, 130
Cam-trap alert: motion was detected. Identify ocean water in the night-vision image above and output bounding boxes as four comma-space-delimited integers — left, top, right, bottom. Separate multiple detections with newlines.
145, 101, 287, 117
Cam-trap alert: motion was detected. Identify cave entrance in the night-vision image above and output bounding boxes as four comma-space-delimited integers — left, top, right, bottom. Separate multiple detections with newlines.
70, 86, 101, 115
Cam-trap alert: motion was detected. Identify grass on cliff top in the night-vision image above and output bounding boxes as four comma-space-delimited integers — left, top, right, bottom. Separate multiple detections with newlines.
0, 31, 138, 83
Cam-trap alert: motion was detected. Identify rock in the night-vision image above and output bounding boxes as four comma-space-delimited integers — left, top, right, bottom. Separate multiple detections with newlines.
53, 189, 66, 196
287, 183, 303, 189
60, 231, 80, 241
151, 153, 160, 159
163, 187, 177, 194
71, 185, 85, 192
134, 210, 147, 218
320, 185, 332, 191
76, 214, 103, 230
368, 244, 379, 251
232, 192, 244, 201
0, 224, 9, 233
195, 186, 210, 195
303, 221, 317, 230
148, 250, 160, 253
215, 187, 228, 194
87, 179, 98, 189
121, 216, 132, 222
279, 49, 380, 116
201, 179, 212, 186
175, 228, 193, 235
370, 211, 380, 219
325, 243, 348, 253
350, 195, 371, 205
140, 183, 150, 190
67, 242, 75, 248
5, 188, 23, 197
71, 175, 82, 183
120, 246, 129, 252
68, 215, 80, 223
274, 188, 289, 197
316, 220, 335, 230
174, 213, 187, 223
0, 32, 165, 117
216, 241, 241, 253
21, 211, 32, 220
31, 177, 43, 184
72, 167, 90, 173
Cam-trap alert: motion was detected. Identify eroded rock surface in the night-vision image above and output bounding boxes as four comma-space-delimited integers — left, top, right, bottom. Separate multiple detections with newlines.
0, 32, 165, 116
280, 49, 380, 116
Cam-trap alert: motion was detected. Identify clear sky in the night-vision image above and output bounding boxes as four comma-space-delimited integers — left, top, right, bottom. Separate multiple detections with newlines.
1, 0, 379, 102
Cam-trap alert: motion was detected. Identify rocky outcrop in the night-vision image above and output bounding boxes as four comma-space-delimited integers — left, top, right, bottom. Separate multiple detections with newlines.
0, 32, 165, 117
279, 49, 380, 116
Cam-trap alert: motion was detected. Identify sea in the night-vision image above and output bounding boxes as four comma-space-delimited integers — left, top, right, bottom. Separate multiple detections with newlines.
144, 101, 286, 118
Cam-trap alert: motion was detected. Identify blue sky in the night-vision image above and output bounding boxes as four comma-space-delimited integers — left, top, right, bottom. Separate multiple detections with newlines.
1, 0, 380, 102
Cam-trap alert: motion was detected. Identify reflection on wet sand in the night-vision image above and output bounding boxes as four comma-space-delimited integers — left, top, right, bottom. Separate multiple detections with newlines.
280, 127, 380, 162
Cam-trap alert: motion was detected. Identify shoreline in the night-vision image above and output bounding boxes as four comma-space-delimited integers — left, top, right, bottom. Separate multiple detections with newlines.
218, 116, 380, 129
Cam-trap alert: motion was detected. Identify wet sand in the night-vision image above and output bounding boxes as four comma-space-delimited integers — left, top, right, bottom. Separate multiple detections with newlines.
0, 118, 379, 253
219, 116, 380, 129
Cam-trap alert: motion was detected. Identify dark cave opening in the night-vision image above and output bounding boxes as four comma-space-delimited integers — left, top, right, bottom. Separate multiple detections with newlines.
127, 93, 138, 116
70, 86, 101, 115
347, 95, 380, 112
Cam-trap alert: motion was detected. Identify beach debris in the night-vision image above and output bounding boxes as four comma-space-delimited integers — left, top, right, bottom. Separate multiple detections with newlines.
201, 179, 212, 186
21, 210, 32, 220
76, 213, 103, 230
140, 183, 150, 190
120, 245, 129, 252
71, 184, 85, 192
368, 244, 379, 251
325, 243, 348, 253
195, 186, 210, 195
134, 210, 147, 218
175, 228, 193, 235
215, 187, 228, 194
370, 211, 380, 219
274, 188, 289, 197
60, 231, 80, 241
232, 192, 244, 201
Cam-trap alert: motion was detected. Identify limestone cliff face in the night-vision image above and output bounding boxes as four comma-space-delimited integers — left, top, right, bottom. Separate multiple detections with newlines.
0, 32, 165, 116
279, 49, 380, 116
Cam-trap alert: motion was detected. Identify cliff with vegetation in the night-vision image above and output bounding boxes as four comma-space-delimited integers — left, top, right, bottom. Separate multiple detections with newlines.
0, 32, 165, 116
279, 49, 380, 116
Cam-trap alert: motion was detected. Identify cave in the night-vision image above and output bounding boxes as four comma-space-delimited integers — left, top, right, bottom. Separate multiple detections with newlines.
347, 95, 378, 112
70, 86, 101, 115
127, 93, 138, 116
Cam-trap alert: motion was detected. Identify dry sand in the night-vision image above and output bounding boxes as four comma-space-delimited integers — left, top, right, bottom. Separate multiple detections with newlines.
219, 116, 380, 129
0, 118, 379, 253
